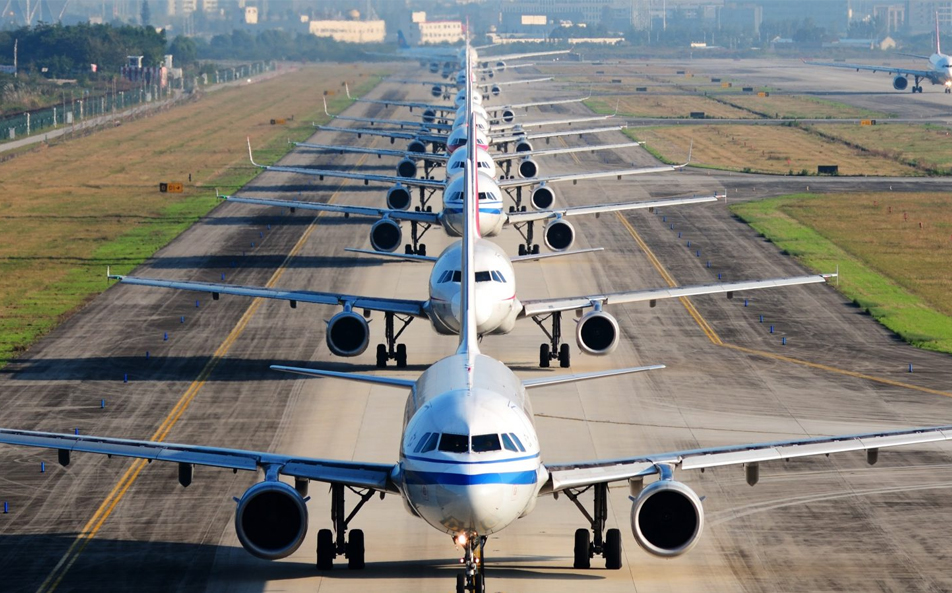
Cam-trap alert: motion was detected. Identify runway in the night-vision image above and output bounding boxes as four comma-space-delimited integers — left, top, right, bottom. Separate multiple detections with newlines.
0, 59, 951, 593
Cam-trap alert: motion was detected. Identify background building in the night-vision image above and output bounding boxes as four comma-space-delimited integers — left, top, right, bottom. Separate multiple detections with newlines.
309, 9, 385, 43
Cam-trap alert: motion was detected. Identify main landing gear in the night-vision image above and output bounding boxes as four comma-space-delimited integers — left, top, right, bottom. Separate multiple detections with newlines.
912, 75, 924, 93
532, 311, 571, 368
560, 483, 622, 570
405, 216, 431, 256
316, 483, 378, 570
455, 534, 487, 593
511, 210, 542, 257
376, 312, 413, 368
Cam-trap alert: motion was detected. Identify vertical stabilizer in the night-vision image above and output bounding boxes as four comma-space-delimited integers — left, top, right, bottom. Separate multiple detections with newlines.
456, 44, 480, 363
937, 11, 943, 54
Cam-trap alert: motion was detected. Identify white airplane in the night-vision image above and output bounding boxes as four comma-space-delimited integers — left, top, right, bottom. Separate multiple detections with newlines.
5, 112, 952, 593
807, 17, 952, 93
394, 74, 554, 99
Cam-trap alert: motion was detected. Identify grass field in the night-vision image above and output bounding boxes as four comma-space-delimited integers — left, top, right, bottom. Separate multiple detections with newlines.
0, 64, 386, 366
625, 125, 917, 175
719, 95, 889, 119
813, 124, 952, 173
587, 95, 755, 119
731, 193, 952, 354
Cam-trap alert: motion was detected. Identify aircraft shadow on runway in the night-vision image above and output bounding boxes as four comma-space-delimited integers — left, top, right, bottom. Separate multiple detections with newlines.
243, 183, 395, 194
144, 254, 396, 270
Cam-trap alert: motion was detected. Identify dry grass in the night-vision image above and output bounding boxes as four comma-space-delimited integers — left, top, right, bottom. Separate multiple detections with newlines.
0, 64, 386, 364
626, 125, 917, 175
815, 124, 952, 172
588, 95, 754, 119
721, 95, 888, 120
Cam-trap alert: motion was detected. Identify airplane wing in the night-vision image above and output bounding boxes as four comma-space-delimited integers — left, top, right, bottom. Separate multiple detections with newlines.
804, 60, 937, 81
494, 113, 616, 132
248, 141, 445, 189
320, 96, 451, 131
109, 275, 428, 318
491, 141, 642, 162
355, 97, 456, 114
317, 125, 447, 147
482, 49, 573, 62
493, 125, 626, 147
498, 163, 681, 189
476, 76, 553, 89
491, 90, 592, 112
520, 274, 835, 317
0, 428, 399, 493
292, 141, 449, 162
343, 247, 604, 264
541, 425, 952, 493
506, 194, 722, 225
222, 196, 441, 224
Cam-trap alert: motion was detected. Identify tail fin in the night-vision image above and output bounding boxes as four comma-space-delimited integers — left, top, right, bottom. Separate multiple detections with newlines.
456, 47, 479, 362
937, 11, 943, 54
397, 30, 409, 50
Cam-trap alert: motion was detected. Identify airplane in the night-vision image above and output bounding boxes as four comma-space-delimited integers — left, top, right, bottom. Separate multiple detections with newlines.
393, 73, 554, 99
806, 15, 952, 93
3, 110, 952, 593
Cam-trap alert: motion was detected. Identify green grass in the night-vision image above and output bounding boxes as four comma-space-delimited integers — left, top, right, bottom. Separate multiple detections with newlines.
731, 195, 952, 354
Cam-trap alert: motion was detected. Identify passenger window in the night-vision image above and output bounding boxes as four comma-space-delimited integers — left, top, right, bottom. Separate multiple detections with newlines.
421, 433, 439, 453
413, 432, 431, 453
501, 433, 518, 452
509, 433, 526, 452
439, 433, 469, 453
472, 434, 501, 453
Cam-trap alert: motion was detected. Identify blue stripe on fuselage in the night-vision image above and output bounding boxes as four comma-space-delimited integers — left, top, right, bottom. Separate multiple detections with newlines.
404, 452, 540, 465
404, 469, 538, 486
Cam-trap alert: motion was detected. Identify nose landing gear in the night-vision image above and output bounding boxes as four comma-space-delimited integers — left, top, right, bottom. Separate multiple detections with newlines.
455, 534, 487, 593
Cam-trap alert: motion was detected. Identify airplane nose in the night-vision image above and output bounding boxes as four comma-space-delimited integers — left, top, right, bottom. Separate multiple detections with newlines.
450, 292, 494, 332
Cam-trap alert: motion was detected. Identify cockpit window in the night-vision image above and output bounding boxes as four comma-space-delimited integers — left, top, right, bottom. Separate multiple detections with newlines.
450, 191, 463, 202
452, 270, 462, 283
475, 271, 492, 282
472, 434, 501, 453
477, 191, 497, 201
509, 433, 526, 452
501, 433, 519, 452
420, 432, 439, 453
413, 432, 432, 453
439, 433, 469, 453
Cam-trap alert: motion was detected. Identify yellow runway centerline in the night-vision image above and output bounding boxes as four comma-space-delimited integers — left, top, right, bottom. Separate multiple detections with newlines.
36, 152, 371, 593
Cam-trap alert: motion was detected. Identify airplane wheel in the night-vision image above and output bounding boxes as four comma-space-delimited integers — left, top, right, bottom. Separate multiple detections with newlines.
559, 344, 570, 368
347, 529, 365, 570
539, 344, 550, 368
473, 574, 485, 593
396, 344, 408, 368
418, 244, 427, 256
376, 344, 388, 368
317, 529, 335, 570
520, 205, 527, 212
405, 244, 414, 255
531, 244, 540, 255
605, 528, 622, 570
426, 205, 433, 212
456, 574, 466, 593
518, 244, 527, 256
573, 528, 591, 569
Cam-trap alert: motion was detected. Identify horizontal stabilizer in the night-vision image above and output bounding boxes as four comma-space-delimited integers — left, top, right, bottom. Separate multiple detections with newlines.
344, 248, 437, 263
271, 365, 416, 389
523, 364, 664, 389
510, 247, 603, 263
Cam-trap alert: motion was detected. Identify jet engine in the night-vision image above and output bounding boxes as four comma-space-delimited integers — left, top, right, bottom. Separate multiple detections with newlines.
430, 85, 443, 98
396, 158, 418, 179
514, 139, 533, 153
422, 109, 437, 124
429, 62, 440, 74
530, 185, 556, 209
501, 108, 516, 124
575, 310, 619, 355
630, 479, 704, 558
491, 85, 502, 96
326, 311, 371, 357
495, 60, 507, 73
893, 75, 908, 91
407, 139, 427, 154
543, 219, 575, 251
370, 219, 403, 253
234, 481, 308, 560
386, 185, 412, 211
518, 158, 539, 179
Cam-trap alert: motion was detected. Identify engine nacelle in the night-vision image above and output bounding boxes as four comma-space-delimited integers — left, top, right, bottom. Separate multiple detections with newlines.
893, 75, 908, 91
431, 85, 443, 98
518, 158, 539, 179
502, 108, 516, 124
530, 185, 556, 210
491, 85, 502, 96
495, 60, 507, 72
543, 219, 575, 252
407, 139, 427, 154
515, 139, 533, 153
386, 185, 412, 211
370, 218, 403, 253
575, 310, 619, 355
396, 158, 417, 179
326, 311, 371, 357
234, 481, 308, 560
630, 480, 704, 558
422, 109, 437, 124
429, 62, 440, 74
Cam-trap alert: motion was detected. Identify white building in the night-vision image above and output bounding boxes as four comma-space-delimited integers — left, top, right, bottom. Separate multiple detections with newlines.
405, 12, 464, 45
309, 19, 386, 43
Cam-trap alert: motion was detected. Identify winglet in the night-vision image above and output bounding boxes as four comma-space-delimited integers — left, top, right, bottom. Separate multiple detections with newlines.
247, 138, 263, 168
322, 95, 330, 116
674, 140, 693, 170
106, 266, 122, 281
345, 82, 352, 99
613, 99, 619, 117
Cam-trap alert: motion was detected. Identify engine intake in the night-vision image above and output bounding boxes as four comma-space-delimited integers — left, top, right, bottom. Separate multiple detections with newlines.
495, 60, 507, 72
430, 85, 443, 98
893, 75, 908, 91
326, 311, 370, 357
518, 158, 539, 179
396, 158, 417, 179
491, 85, 502, 97
515, 139, 533, 153
543, 219, 575, 252
575, 310, 619, 355
235, 481, 308, 560
630, 480, 704, 557
386, 186, 412, 211
502, 108, 516, 124
407, 139, 427, 154
530, 185, 556, 210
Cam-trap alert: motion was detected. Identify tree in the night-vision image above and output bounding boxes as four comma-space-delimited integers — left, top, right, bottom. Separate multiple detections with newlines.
141, 0, 151, 27
168, 35, 197, 66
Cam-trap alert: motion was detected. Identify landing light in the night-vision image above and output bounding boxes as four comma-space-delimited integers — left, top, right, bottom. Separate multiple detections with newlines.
455, 533, 468, 546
